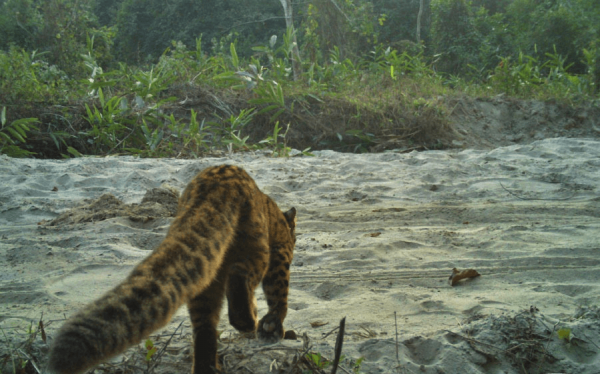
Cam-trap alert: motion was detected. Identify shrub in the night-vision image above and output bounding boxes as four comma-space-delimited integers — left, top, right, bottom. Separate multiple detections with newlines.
431, 0, 481, 75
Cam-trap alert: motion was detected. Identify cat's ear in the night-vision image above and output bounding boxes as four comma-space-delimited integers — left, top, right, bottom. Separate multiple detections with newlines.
283, 207, 296, 228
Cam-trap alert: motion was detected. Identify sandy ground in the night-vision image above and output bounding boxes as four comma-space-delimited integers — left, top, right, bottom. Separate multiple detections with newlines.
1, 136, 600, 374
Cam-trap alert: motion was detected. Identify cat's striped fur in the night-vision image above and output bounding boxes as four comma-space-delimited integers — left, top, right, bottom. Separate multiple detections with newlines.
46, 165, 297, 374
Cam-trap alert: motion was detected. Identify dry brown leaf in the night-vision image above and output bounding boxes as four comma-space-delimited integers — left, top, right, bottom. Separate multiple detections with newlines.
448, 268, 481, 286
310, 321, 329, 328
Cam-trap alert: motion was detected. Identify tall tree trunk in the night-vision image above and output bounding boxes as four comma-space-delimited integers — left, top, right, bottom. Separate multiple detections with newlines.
416, 0, 424, 43
279, 0, 302, 81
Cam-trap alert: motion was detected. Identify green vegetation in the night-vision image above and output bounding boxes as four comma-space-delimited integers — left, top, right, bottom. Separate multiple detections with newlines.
0, 107, 39, 157
0, 0, 598, 158
303, 352, 364, 373
557, 327, 572, 342
0, 316, 45, 374
144, 339, 158, 362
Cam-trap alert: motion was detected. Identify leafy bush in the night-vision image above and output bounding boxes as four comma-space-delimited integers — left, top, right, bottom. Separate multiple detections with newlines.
300, 0, 378, 63
530, 4, 588, 74
0, 0, 42, 51
431, 0, 481, 75
487, 48, 597, 100
471, 6, 513, 75
36, 0, 99, 77
489, 53, 543, 96
0, 47, 70, 105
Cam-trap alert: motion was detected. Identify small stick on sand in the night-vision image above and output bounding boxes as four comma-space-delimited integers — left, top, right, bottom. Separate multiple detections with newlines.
147, 320, 185, 372
321, 325, 341, 339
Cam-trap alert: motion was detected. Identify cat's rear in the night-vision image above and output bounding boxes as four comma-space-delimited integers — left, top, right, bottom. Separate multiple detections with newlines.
46, 165, 297, 374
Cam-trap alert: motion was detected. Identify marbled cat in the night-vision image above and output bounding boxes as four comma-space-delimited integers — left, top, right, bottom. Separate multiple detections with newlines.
46, 165, 297, 374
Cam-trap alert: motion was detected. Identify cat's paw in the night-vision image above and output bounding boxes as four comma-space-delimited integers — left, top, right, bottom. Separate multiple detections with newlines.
257, 314, 284, 344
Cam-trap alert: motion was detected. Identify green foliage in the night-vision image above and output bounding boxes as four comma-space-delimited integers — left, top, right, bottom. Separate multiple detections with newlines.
0, 107, 39, 157
78, 50, 180, 155
182, 110, 211, 156
113, 0, 285, 64
83, 89, 129, 153
0, 0, 42, 51
92, 0, 121, 26
230, 42, 240, 70
86, 26, 117, 71
147, 38, 210, 84
471, 7, 513, 74
343, 129, 376, 153
504, 0, 538, 45
305, 352, 331, 369
0, 320, 40, 373
489, 53, 543, 96
312, 46, 362, 87
36, 0, 100, 77
349, 356, 365, 373
140, 119, 164, 156
557, 327, 571, 341
530, 4, 588, 74
300, 0, 378, 62
303, 352, 363, 373
250, 28, 302, 83
144, 339, 157, 361
209, 108, 256, 151
587, 41, 600, 94
487, 49, 597, 99
504, 0, 598, 77
250, 81, 287, 123
0, 47, 69, 105
132, 67, 176, 102
259, 121, 293, 157
381, 47, 436, 78
471, 0, 512, 14
0, 0, 114, 79
431, 0, 481, 75
0, 0, 599, 160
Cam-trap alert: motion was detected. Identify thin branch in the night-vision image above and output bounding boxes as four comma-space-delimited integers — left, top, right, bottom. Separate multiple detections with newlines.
499, 181, 576, 201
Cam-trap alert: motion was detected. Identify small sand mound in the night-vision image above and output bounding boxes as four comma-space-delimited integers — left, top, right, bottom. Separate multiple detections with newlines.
44, 187, 179, 226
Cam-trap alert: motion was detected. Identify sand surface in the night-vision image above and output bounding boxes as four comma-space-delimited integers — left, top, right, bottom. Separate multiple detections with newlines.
1, 137, 600, 374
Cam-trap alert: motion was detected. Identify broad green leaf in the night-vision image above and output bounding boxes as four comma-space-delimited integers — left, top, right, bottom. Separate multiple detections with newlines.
12, 124, 27, 138
7, 127, 25, 143
0, 132, 13, 143
230, 43, 239, 69
67, 147, 82, 157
